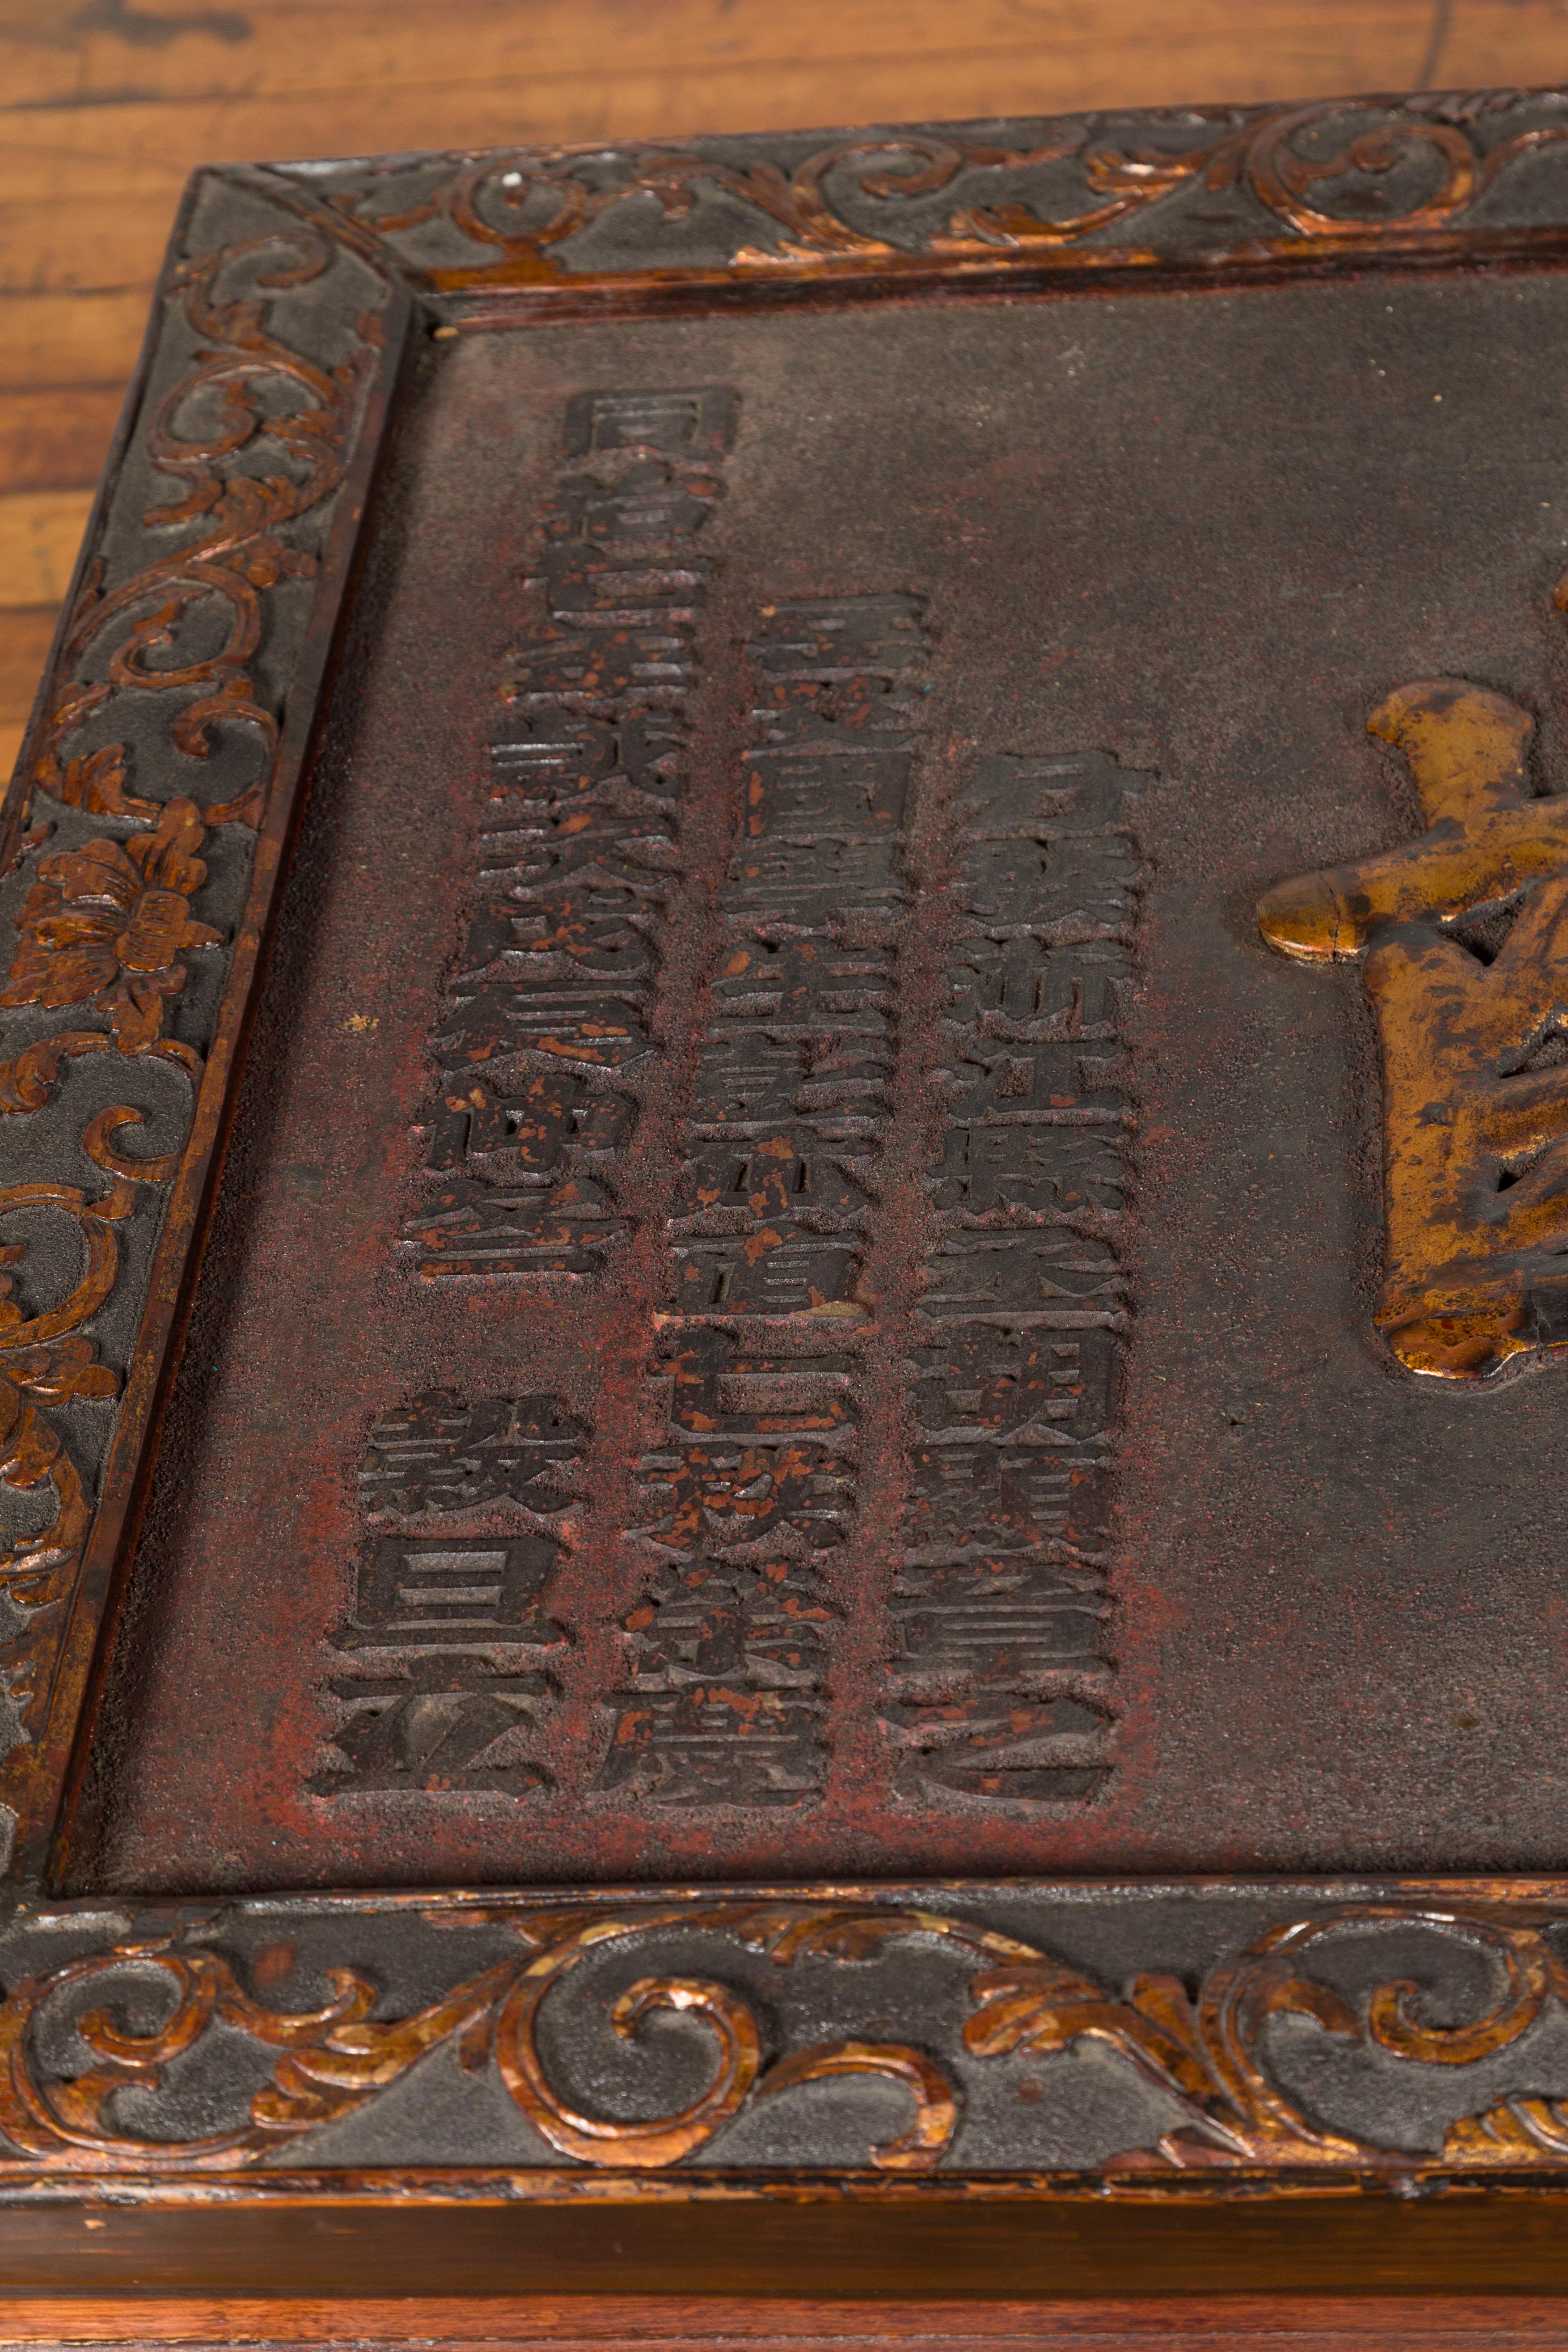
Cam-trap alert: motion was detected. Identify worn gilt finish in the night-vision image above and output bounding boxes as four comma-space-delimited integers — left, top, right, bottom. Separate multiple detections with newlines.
0, 206, 409, 1874
10, 1892, 1568, 2178
2, 97, 1568, 2228
262, 92, 1568, 293
1259, 683, 1568, 1380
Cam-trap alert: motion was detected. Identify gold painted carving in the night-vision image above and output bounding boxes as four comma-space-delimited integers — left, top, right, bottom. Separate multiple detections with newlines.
1258, 680, 1568, 1380
0, 1904, 968, 2173
0, 1154, 144, 1672
4, 1897, 1567, 2175
321, 96, 1568, 292
0, 798, 219, 1070
31, 233, 381, 833
0, 229, 385, 1780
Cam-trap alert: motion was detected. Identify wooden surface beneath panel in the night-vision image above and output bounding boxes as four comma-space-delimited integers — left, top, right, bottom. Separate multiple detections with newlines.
3, 2296, 1568, 2348
4, 2301, 1568, 2350
0, 0, 1563, 774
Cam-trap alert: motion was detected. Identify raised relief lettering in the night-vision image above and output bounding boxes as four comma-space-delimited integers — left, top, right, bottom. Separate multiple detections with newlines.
885, 753, 1146, 1803
402, 387, 736, 1278
313, 1392, 585, 1796
334, 573, 1151, 1824
1258, 680, 1568, 1381
599, 595, 930, 1805
599, 1336, 851, 1806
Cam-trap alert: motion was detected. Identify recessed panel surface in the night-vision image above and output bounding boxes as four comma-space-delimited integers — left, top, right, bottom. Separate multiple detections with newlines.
72, 273, 1568, 1891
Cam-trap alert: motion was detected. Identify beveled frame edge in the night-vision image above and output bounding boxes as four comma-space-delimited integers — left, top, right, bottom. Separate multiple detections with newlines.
245, 90, 1568, 305
14, 2163, 1568, 2302
11, 1873, 1568, 2208
6, 105, 1568, 2230
0, 170, 418, 1888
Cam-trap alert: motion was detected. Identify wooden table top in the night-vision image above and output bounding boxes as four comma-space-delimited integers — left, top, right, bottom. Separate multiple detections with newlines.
0, 0, 1561, 787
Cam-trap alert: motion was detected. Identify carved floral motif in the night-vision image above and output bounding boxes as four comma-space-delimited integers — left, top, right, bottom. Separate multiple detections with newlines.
1, 800, 220, 1058
5, 1898, 1568, 2176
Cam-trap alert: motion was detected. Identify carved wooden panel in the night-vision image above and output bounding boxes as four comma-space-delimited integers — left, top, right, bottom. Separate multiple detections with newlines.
5, 97, 1568, 2280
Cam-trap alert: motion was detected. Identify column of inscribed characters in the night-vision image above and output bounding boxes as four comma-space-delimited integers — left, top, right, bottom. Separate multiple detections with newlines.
402, 387, 737, 1279
314, 1392, 586, 1795
884, 754, 1147, 1804
349, 557, 1150, 1823
598, 597, 930, 1806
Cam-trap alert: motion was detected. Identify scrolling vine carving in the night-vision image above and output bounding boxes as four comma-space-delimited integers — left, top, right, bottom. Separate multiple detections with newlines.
964, 1900, 1568, 2170
0, 225, 386, 1778
30, 232, 382, 832
310, 93, 1568, 289
0, 1143, 148, 1650
0, 1904, 964, 2172
4, 1899, 1568, 2175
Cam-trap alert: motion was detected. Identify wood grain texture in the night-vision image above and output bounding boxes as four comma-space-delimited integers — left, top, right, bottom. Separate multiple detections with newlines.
4, 2294, 1568, 2347
14, 2187, 1568, 2297
0, 492, 97, 608
0, 0, 1560, 752
0, 393, 123, 495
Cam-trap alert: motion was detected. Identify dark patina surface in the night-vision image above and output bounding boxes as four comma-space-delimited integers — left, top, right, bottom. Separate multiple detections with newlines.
60, 268, 1568, 1892
5, 104, 1568, 2237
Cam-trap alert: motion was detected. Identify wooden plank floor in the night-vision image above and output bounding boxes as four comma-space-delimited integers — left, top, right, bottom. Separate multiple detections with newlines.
0, 0, 1564, 773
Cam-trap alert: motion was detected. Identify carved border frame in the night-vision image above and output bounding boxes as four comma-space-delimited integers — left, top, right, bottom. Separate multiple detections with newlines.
8, 93, 1568, 2277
